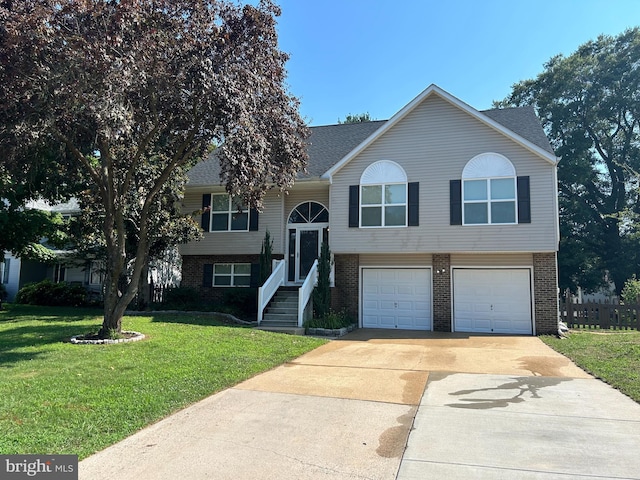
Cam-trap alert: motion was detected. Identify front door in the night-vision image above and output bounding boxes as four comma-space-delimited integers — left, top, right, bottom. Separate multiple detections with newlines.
299, 229, 319, 279
287, 202, 329, 283
288, 227, 323, 282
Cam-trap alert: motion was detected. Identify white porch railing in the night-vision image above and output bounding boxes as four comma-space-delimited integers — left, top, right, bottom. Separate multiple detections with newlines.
298, 259, 318, 327
257, 259, 286, 324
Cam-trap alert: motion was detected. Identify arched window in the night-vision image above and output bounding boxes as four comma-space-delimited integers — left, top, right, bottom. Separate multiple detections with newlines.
359, 160, 408, 227
462, 153, 517, 225
288, 202, 328, 224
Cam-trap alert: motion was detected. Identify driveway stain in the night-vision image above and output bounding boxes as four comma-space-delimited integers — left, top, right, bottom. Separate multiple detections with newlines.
516, 355, 574, 376
376, 409, 416, 458
400, 371, 429, 405
446, 376, 570, 409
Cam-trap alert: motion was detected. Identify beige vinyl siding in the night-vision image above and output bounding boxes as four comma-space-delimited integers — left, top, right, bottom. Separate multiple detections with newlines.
284, 184, 330, 219
359, 253, 432, 266
450, 253, 533, 267
179, 189, 285, 256
329, 95, 558, 254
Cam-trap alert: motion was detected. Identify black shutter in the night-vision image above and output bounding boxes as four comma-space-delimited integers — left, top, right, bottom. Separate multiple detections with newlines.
408, 182, 419, 226
348, 185, 359, 227
450, 180, 462, 225
249, 208, 259, 231
250, 263, 261, 287
517, 176, 531, 224
201, 194, 211, 232
203, 264, 213, 287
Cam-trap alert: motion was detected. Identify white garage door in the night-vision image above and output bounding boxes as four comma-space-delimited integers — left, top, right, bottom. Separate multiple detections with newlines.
453, 269, 532, 334
362, 268, 432, 330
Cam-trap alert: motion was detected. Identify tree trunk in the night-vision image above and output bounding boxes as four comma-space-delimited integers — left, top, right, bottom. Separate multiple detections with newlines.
136, 261, 150, 311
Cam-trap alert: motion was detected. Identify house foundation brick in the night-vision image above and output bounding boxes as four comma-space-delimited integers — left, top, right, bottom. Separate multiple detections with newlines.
181, 254, 283, 304
533, 252, 558, 334
432, 254, 452, 332
332, 254, 359, 320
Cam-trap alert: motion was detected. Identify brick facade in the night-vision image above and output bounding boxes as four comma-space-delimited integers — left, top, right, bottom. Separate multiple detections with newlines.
180, 251, 558, 335
533, 252, 559, 334
432, 254, 452, 332
181, 254, 283, 304
331, 254, 359, 318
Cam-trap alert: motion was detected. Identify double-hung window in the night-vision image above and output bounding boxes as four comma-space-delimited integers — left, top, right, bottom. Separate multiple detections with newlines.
211, 194, 249, 232
1, 259, 9, 284
213, 263, 251, 286
89, 261, 104, 286
358, 160, 409, 228
460, 153, 518, 225
463, 177, 516, 224
361, 183, 407, 227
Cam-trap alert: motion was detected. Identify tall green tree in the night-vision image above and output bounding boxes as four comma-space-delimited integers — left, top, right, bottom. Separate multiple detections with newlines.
0, 152, 73, 263
338, 112, 374, 124
497, 28, 640, 294
0, 0, 308, 336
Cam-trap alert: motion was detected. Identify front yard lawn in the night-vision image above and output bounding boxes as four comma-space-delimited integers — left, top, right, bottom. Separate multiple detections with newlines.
0, 305, 326, 459
541, 330, 640, 403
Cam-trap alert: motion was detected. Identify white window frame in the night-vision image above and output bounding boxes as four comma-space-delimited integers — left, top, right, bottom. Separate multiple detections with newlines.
209, 194, 249, 232
1, 259, 8, 284
359, 160, 408, 228
462, 153, 518, 226
462, 177, 517, 225
89, 261, 104, 286
213, 263, 251, 287
53, 264, 66, 283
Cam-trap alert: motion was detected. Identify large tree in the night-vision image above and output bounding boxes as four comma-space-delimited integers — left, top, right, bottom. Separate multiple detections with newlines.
0, 0, 308, 336
498, 28, 640, 294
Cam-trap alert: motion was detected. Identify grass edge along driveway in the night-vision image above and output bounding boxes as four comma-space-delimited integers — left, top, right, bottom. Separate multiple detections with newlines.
0, 305, 326, 459
541, 330, 640, 403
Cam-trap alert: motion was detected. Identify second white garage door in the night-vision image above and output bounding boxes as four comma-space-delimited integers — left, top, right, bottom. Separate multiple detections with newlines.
453, 268, 533, 334
362, 268, 432, 330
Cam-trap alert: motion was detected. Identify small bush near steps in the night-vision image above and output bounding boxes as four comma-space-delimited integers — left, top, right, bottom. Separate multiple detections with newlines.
305, 310, 356, 336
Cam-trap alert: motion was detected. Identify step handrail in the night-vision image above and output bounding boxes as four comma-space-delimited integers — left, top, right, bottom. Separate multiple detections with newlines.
298, 259, 318, 327
257, 259, 286, 324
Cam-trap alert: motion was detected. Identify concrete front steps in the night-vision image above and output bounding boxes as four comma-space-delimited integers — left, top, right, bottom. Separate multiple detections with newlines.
257, 288, 305, 335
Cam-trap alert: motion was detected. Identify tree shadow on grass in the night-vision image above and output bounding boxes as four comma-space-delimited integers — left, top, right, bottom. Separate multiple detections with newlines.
147, 312, 255, 328
0, 322, 102, 366
0, 349, 49, 366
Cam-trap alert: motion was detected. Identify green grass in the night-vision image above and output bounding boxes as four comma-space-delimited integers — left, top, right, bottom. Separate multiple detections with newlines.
541, 330, 640, 403
0, 304, 326, 459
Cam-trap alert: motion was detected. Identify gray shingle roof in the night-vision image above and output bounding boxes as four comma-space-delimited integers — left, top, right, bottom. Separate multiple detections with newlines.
186, 106, 553, 186
482, 106, 554, 155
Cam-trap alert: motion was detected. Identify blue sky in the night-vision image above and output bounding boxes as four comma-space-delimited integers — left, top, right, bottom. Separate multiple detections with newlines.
273, 0, 640, 126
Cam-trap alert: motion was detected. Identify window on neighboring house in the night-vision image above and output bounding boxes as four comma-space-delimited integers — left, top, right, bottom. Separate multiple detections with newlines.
1, 258, 9, 284
53, 264, 66, 283
358, 160, 409, 228
210, 194, 249, 232
213, 263, 251, 287
460, 153, 519, 225
89, 261, 104, 285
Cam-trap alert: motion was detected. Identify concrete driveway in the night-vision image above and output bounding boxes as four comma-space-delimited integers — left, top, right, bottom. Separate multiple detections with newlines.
79, 330, 640, 480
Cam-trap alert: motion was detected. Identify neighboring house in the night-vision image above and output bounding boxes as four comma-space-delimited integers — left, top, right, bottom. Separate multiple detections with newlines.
2, 199, 104, 302
180, 84, 560, 335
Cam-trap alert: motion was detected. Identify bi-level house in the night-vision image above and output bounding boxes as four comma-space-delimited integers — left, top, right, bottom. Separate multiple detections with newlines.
180, 85, 560, 335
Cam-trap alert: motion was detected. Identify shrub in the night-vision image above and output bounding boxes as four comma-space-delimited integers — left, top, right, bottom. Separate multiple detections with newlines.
305, 309, 354, 330
313, 241, 332, 318
0, 283, 7, 309
160, 286, 202, 310
222, 287, 257, 318
16, 280, 88, 306
621, 275, 640, 304
258, 230, 273, 285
